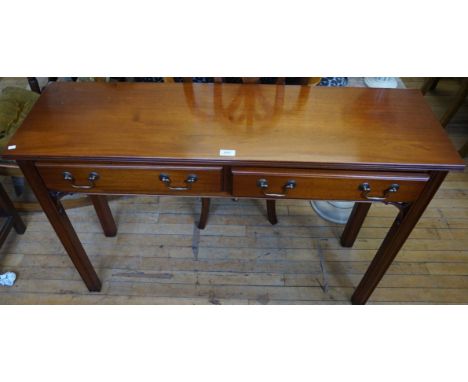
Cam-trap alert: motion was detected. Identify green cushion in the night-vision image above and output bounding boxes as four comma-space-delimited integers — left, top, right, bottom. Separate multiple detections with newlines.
0, 86, 40, 150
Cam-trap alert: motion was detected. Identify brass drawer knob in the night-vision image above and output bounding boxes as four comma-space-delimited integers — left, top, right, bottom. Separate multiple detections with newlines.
159, 173, 198, 191
359, 182, 400, 201
257, 178, 296, 197
63, 171, 99, 189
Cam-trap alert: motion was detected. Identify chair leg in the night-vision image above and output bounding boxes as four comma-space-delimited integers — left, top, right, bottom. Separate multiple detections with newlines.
440, 78, 468, 127
266, 199, 278, 225
11, 176, 25, 196
0, 183, 26, 234
27, 77, 41, 93
197, 198, 210, 229
89, 195, 117, 237
421, 77, 440, 95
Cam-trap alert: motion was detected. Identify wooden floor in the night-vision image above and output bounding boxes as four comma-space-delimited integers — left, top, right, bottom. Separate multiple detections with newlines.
1, 77, 467, 304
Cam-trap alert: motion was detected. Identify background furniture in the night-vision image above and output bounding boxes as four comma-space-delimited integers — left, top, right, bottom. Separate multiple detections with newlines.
421, 77, 468, 157
460, 137, 468, 158
421, 77, 468, 127
0, 182, 25, 248
0, 85, 40, 198
0, 182, 25, 287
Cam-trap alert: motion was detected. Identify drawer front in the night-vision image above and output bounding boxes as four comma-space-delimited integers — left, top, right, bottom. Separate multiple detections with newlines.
36, 163, 224, 195
232, 167, 429, 202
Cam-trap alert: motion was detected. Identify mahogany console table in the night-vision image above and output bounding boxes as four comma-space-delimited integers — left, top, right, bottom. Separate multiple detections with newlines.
2, 82, 464, 304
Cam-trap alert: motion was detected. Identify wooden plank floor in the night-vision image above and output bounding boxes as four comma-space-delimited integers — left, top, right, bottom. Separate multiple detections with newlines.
1, 77, 467, 304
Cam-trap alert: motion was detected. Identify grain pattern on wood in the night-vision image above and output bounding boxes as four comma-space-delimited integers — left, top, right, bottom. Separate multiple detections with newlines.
3, 82, 464, 171
1, 174, 468, 304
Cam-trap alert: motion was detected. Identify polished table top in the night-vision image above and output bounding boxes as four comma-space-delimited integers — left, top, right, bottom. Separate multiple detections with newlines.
4, 82, 465, 304
3, 82, 464, 171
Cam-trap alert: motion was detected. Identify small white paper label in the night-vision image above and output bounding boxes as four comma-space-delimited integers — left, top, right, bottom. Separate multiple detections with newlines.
7, 145, 16, 150
219, 149, 236, 157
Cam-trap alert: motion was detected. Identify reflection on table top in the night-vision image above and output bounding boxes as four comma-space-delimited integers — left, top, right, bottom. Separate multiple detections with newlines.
3, 82, 463, 172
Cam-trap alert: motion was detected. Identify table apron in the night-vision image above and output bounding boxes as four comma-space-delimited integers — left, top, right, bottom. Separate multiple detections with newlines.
35, 162, 430, 202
